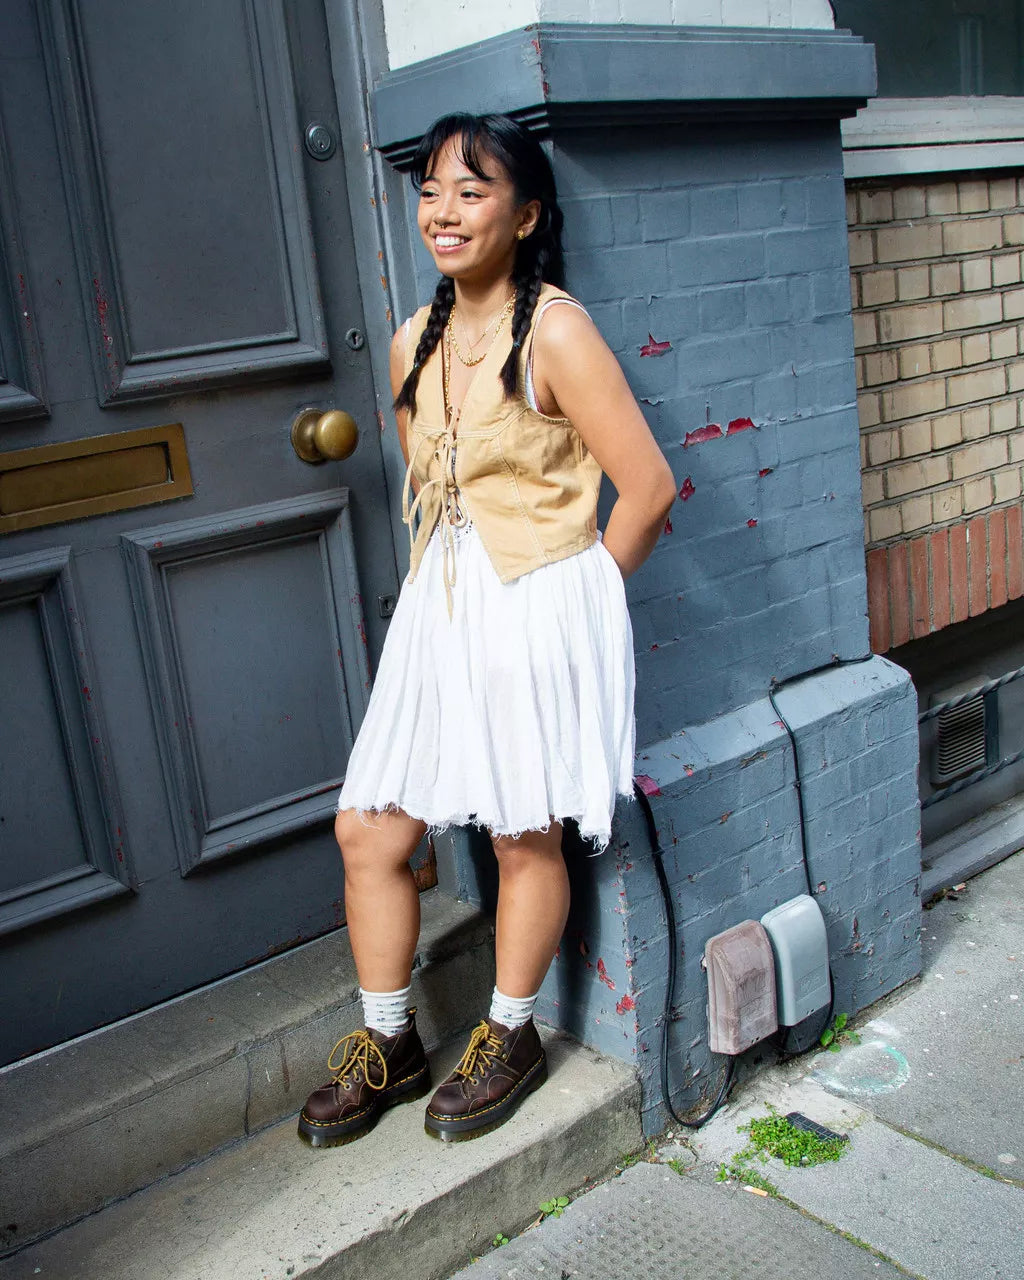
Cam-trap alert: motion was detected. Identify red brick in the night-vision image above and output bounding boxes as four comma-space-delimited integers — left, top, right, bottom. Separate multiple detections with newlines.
967, 515, 988, 616
929, 529, 950, 631
989, 509, 1008, 608
950, 523, 969, 622
1008, 504, 1024, 599
866, 547, 890, 652
889, 542, 911, 648
909, 536, 930, 638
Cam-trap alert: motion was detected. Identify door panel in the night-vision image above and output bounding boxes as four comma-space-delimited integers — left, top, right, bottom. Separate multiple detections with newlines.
41, 0, 328, 401
0, 0, 417, 1065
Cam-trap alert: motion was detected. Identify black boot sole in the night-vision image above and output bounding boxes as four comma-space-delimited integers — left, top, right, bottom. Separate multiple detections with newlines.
423, 1053, 547, 1143
297, 1064, 432, 1148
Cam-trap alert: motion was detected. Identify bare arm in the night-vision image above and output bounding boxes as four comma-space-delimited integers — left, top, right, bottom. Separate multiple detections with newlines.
531, 304, 676, 578
389, 322, 419, 495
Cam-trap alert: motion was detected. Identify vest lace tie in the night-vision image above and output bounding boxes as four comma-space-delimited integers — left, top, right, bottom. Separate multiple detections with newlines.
402, 428, 468, 621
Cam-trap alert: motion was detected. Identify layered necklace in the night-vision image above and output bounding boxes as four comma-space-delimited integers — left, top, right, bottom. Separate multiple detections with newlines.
443, 293, 516, 424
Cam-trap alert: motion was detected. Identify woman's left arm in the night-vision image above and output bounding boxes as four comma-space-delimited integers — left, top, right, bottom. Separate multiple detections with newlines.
532, 304, 677, 578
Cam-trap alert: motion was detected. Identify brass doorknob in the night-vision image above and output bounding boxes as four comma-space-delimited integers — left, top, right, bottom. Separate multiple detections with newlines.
291, 408, 360, 464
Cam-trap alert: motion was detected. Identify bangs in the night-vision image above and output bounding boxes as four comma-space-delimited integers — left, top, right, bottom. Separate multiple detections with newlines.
410, 114, 509, 191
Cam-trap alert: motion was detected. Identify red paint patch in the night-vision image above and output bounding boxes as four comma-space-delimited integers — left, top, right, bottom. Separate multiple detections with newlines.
679, 476, 695, 501
640, 333, 671, 357
615, 994, 636, 1015
727, 417, 755, 434
719, 811, 732, 823
747, 518, 758, 528
684, 765, 694, 777
635, 773, 661, 797
597, 958, 616, 990
758, 467, 773, 478
81, 685, 91, 701
684, 424, 723, 447
664, 516, 673, 534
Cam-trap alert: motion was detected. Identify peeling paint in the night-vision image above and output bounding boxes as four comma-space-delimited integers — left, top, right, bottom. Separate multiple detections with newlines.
758, 467, 773, 477
597, 958, 616, 990
747, 518, 758, 527
640, 333, 671, 357
615, 994, 636, 1014
635, 773, 661, 797
664, 516, 673, 534
678, 476, 695, 501
727, 417, 755, 434
683, 424, 722, 447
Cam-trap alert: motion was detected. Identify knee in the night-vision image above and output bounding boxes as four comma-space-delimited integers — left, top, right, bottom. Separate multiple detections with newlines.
334, 807, 419, 876
492, 826, 564, 874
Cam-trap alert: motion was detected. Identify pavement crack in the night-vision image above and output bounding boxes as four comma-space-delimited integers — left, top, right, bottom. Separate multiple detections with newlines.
871, 1115, 1024, 1188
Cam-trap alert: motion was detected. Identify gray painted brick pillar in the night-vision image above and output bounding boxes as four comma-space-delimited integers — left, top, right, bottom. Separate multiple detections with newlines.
372, 23, 922, 1132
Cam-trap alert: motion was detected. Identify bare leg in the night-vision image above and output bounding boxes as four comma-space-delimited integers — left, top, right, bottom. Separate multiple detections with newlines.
335, 807, 426, 992
491, 821, 569, 998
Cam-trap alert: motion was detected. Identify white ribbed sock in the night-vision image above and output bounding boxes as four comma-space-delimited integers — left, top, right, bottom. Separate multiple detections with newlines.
360, 985, 411, 1037
489, 986, 538, 1029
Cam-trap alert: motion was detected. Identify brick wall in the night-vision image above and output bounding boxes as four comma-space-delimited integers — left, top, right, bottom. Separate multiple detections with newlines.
849, 174, 1024, 651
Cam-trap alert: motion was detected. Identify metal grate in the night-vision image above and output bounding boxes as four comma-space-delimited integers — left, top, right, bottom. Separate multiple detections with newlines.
934, 696, 987, 783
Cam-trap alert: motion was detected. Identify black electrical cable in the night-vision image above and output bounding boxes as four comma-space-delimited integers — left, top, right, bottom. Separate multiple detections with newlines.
637, 650, 875, 1124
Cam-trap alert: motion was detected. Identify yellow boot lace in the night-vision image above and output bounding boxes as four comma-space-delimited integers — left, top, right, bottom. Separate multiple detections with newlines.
326, 1029, 388, 1092
453, 1021, 504, 1087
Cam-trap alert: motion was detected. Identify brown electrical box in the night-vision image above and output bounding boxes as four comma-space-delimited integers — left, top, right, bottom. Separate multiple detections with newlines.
705, 920, 778, 1055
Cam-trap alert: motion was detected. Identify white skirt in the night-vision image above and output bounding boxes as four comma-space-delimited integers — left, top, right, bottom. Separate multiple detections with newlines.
337, 519, 636, 852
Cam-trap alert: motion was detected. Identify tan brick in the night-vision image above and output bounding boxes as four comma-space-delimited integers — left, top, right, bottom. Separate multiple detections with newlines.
849, 272, 860, 309
861, 469, 885, 506
929, 338, 964, 372
898, 343, 931, 380
858, 391, 882, 428
893, 186, 927, 220
948, 366, 1005, 405
951, 437, 1009, 479
891, 266, 926, 302
846, 189, 859, 225
993, 252, 1021, 286
961, 257, 993, 291
930, 262, 960, 296
994, 467, 1022, 503
878, 301, 943, 343
860, 269, 896, 307
860, 432, 869, 468
989, 177, 1018, 211
962, 475, 994, 512
886, 455, 949, 497
848, 230, 874, 267
900, 419, 932, 457
1003, 288, 1024, 321
958, 180, 990, 213
877, 223, 944, 263
932, 412, 963, 449
881, 378, 946, 422
961, 332, 991, 366
855, 355, 865, 389
943, 293, 1003, 331
991, 397, 1018, 432
853, 310, 877, 349
1019, 177, 1024, 206
943, 217, 1003, 254
863, 349, 899, 386
1008, 359, 1024, 393
869, 505, 902, 542
859, 189, 894, 223
991, 326, 1018, 360
1011, 431, 1024, 462
962, 404, 990, 439
901, 494, 933, 532
932, 486, 963, 523
1003, 213, 1024, 245
866, 427, 897, 465
927, 182, 958, 216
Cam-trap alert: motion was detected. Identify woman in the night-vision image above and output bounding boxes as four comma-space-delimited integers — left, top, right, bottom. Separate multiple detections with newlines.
298, 113, 675, 1148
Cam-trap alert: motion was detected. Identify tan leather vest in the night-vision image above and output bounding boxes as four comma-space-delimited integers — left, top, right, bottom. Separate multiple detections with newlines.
401, 284, 603, 615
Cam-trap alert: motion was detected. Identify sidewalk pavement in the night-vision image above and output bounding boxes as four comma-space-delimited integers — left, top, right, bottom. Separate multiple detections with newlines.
452, 848, 1024, 1280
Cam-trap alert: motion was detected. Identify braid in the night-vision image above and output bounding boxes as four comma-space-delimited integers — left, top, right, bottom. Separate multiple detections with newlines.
499, 245, 548, 399
393, 276, 455, 415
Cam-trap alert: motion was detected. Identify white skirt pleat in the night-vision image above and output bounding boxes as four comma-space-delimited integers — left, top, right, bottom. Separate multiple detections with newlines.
337, 519, 636, 852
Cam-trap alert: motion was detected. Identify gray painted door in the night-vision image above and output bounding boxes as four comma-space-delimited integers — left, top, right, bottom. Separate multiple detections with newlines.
0, 0, 405, 1064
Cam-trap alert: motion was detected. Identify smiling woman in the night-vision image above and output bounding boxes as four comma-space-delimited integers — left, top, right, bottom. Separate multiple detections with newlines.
297, 112, 676, 1150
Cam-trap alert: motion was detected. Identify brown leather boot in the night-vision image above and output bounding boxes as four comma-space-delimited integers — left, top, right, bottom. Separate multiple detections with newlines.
424, 1017, 547, 1142
297, 1010, 431, 1148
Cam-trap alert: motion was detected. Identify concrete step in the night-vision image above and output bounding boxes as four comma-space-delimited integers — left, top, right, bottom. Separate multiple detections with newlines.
0, 1028, 643, 1280
0, 888, 495, 1254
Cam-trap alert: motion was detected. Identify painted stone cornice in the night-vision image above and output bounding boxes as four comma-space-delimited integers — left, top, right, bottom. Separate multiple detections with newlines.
372, 23, 877, 166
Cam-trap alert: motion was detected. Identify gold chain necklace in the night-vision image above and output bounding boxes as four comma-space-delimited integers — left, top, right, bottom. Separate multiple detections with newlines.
447, 297, 515, 367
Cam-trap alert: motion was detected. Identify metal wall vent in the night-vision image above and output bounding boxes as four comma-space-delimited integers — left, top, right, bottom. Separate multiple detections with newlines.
930, 678, 998, 787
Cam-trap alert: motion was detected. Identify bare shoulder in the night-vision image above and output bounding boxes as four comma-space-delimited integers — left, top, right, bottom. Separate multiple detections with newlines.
532, 297, 605, 356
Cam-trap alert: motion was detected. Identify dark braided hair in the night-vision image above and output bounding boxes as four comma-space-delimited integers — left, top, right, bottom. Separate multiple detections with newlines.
393, 113, 565, 415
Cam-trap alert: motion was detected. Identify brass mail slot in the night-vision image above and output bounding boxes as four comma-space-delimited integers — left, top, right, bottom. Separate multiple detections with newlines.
0, 424, 192, 533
